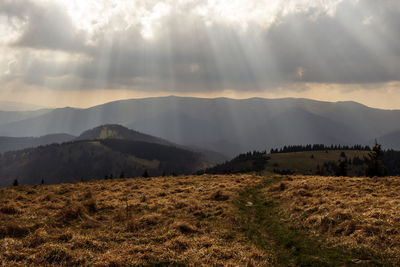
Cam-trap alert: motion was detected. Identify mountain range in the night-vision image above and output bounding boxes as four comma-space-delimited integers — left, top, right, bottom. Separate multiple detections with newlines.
0, 96, 399, 157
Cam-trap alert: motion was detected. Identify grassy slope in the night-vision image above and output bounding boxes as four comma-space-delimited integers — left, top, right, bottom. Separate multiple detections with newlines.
236, 176, 397, 266
266, 175, 400, 264
1, 174, 399, 266
264, 150, 369, 175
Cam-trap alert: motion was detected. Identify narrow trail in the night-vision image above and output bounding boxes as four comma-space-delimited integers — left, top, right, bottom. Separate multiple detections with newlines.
234, 176, 389, 266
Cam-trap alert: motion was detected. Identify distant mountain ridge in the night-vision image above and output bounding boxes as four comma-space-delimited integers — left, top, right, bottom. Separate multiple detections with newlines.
0, 101, 48, 111
0, 96, 399, 157
0, 134, 75, 154
0, 109, 52, 126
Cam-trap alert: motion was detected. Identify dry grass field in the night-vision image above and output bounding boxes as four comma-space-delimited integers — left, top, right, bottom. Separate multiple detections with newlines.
0, 175, 272, 266
1, 174, 400, 266
268, 175, 400, 263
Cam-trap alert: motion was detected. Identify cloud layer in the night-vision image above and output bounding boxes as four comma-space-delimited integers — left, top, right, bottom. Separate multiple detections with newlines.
1, 0, 400, 98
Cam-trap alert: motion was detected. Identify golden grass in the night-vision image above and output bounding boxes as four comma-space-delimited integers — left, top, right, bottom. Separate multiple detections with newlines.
0, 174, 271, 266
268, 175, 400, 261
2, 174, 400, 265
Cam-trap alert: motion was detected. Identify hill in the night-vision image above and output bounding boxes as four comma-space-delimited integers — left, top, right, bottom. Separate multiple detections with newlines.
203, 145, 400, 176
0, 139, 207, 187
75, 124, 173, 146
0, 97, 400, 157
75, 125, 227, 164
0, 134, 75, 154
0, 125, 214, 187
0, 174, 398, 265
200, 151, 270, 174
265, 150, 369, 176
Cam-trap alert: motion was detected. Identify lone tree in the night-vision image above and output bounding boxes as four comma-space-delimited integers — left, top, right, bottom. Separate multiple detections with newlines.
142, 170, 149, 178
335, 159, 348, 177
12, 179, 19, 187
365, 141, 387, 177
315, 164, 324, 175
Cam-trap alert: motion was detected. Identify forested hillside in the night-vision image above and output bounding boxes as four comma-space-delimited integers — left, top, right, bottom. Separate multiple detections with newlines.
203, 145, 400, 177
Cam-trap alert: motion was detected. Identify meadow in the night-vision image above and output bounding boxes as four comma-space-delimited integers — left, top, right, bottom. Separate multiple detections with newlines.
0, 174, 399, 266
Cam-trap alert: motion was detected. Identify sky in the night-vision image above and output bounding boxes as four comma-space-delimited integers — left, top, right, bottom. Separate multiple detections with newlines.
1, 0, 400, 109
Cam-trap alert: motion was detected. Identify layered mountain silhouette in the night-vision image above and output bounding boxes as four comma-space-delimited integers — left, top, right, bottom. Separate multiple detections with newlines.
0, 96, 399, 157
0, 125, 210, 187
0, 101, 47, 112
0, 109, 51, 126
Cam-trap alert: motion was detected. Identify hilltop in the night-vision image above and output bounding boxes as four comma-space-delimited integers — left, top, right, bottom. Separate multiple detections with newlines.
0, 174, 399, 266
76, 125, 227, 164
75, 124, 173, 146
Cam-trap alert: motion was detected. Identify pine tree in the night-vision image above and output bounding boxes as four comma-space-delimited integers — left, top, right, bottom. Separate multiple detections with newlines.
316, 164, 324, 175
365, 141, 387, 177
335, 159, 348, 177
12, 179, 19, 187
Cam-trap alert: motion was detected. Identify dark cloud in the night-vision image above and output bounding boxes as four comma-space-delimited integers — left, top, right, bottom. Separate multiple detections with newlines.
1, 0, 400, 93
0, 0, 86, 51
265, 0, 400, 84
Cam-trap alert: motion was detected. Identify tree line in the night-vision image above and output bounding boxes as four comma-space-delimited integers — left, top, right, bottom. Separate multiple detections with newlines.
270, 144, 371, 154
